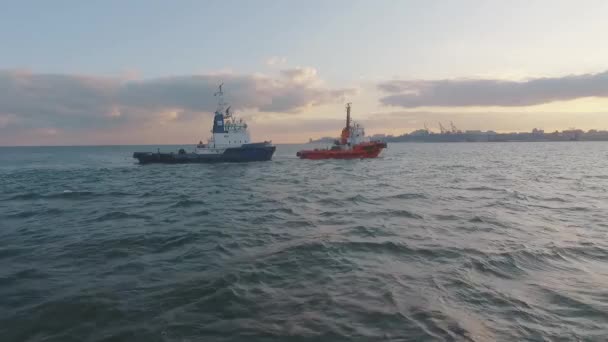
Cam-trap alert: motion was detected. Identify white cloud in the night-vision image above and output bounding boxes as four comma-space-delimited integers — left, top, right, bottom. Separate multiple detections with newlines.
0, 68, 355, 133
378, 70, 608, 107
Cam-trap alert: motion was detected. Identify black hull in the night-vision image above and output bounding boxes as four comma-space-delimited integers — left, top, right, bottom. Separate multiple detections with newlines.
133, 143, 276, 164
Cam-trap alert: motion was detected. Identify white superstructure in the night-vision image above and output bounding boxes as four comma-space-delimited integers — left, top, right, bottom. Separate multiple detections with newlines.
195, 84, 252, 154
346, 121, 369, 146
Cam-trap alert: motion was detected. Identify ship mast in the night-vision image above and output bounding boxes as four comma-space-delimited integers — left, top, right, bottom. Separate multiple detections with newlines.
214, 82, 226, 114
346, 102, 351, 129
339, 103, 353, 146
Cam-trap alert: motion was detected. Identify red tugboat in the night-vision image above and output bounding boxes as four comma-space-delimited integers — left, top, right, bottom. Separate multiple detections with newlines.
297, 103, 387, 159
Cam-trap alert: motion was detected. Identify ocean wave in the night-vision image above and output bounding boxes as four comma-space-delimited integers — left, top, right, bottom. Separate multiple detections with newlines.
343, 225, 400, 238
170, 199, 206, 208
46, 190, 99, 199
464, 186, 506, 192
4, 192, 40, 201
537, 286, 608, 321
4, 190, 132, 201
386, 192, 427, 200
3, 208, 64, 219
378, 209, 424, 219
193, 209, 210, 216
90, 211, 150, 222
468, 215, 508, 228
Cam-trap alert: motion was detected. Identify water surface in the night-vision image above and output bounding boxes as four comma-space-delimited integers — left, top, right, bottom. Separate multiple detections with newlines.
1, 142, 607, 341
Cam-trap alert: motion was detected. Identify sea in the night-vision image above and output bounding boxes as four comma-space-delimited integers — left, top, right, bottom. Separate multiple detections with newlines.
1, 142, 607, 342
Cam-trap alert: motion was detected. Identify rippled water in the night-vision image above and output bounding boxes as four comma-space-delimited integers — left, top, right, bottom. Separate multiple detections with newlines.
1, 142, 608, 341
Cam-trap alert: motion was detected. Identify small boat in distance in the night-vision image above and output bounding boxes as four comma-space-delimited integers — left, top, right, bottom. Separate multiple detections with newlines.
296, 103, 387, 160
133, 84, 275, 164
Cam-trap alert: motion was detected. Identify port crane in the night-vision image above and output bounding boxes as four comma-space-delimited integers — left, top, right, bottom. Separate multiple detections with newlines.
437, 121, 462, 134
450, 121, 461, 134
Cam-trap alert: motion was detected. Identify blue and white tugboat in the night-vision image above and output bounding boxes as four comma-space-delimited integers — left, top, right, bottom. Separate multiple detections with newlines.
133, 84, 276, 164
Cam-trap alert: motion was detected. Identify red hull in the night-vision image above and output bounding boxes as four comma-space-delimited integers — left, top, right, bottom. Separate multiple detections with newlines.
297, 141, 387, 160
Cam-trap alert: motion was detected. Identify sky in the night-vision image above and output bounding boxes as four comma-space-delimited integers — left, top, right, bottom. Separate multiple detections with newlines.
2, 0, 608, 145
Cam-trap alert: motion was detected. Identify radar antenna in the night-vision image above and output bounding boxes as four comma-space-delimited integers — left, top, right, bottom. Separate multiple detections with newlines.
214, 83, 224, 97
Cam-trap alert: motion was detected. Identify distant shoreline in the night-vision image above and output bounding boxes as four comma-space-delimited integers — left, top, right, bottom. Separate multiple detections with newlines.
305, 139, 608, 144
308, 129, 608, 144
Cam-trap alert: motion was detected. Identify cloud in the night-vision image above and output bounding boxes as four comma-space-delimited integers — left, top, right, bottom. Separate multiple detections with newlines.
378, 70, 608, 107
0, 68, 355, 135
0, 70, 119, 129
280, 67, 319, 84
265, 56, 287, 66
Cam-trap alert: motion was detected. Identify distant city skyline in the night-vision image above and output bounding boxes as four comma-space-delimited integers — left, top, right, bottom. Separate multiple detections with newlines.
2, 0, 608, 145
